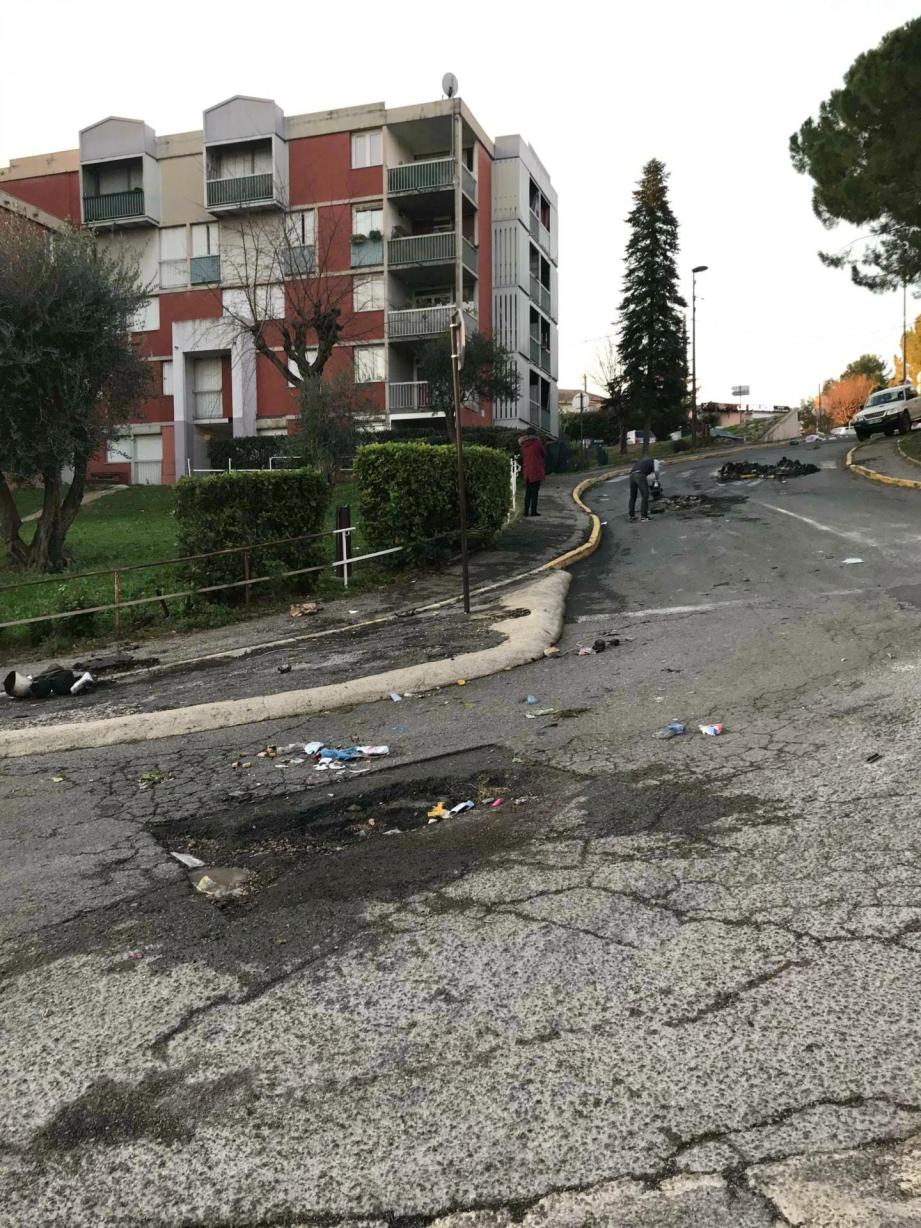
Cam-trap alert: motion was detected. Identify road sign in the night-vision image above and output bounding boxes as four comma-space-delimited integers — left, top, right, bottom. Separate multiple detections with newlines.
732, 385, 750, 397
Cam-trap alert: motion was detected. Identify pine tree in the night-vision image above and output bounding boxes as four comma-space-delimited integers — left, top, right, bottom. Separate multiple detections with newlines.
617, 160, 687, 450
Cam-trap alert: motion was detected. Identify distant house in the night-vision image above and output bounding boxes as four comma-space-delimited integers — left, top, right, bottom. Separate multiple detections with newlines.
702, 401, 794, 429
559, 387, 606, 416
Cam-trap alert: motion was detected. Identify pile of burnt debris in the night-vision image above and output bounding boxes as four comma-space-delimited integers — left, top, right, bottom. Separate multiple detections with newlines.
718, 457, 820, 481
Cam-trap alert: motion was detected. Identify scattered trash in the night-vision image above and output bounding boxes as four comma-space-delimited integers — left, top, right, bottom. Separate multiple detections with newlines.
577, 644, 594, 656
525, 695, 539, 705
543, 646, 560, 658
525, 708, 561, 719
317, 747, 362, 762
139, 770, 169, 789
231, 760, 251, 771
699, 723, 724, 737
491, 798, 504, 809
277, 663, 292, 674
289, 601, 320, 618
3, 665, 95, 701
190, 867, 255, 899
276, 758, 305, 768
384, 828, 401, 836
389, 692, 403, 702
51, 776, 65, 783
655, 722, 687, 740
171, 851, 206, 869
257, 746, 277, 759
449, 800, 475, 814
348, 609, 359, 615
127, 951, 143, 960
592, 639, 607, 654
303, 741, 324, 755
357, 746, 389, 756
457, 679, 467, 686
866, 752, 883, 764
719, 457, 819, 481
427, 802, 448, 819
842, 558, 863, 565
513, 797, 528, 805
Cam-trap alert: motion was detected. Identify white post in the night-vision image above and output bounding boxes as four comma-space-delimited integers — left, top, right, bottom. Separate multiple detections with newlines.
509, 457, 520, 522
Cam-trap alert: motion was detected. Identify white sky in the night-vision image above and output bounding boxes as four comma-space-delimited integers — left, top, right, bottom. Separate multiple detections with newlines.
1, 0, 916, 407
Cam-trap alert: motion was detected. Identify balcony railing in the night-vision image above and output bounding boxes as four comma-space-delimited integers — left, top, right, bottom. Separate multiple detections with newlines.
193, 391, 224, 421
540, 348, 551, 374
190, 255, 221, 285
541, 407, 552, 433
206, 172, 274, 209
529, 398, 540, 426
462, 164, 477, 203
388, 158, 453, 195
388, 305, 479, 341
462, 237, 478, 274
351, 238, 384, 268
530, 273, 541, 302
282, 245, 315, 278
389, 232, 454, 267
83, 189, 146, 224
390, 381, 431, 412
529, 210, 551, 253
540, 284, 551, 315
529, 337, 540, 365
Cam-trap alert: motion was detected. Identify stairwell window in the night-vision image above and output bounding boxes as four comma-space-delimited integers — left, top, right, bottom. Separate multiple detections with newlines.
354, 345, 385, 383
351, 130, 382, 169
159, 226, 187, 289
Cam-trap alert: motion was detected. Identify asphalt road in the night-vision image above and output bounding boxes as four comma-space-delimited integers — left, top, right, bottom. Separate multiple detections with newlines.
6, 442, 921, 1225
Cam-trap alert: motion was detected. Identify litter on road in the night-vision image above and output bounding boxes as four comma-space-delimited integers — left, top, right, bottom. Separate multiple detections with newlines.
171, 851, 206, 869
843, 558, 864, 565
289, 601, 320, 618
719, 457, 819, 481
449, 800, 475, 814
655, 722, 687, 739
389, 692, 403, 702
427, 802, 448, 819
277, 664, 292, 674
866, 752, 883, 764
525, 695, 539, 705
190, 867, 255, 899
3, 665, 94, 700
699, 723, 725, 736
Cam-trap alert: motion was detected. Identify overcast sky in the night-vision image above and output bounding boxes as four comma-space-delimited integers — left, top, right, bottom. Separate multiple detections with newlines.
1, 0, 916, 407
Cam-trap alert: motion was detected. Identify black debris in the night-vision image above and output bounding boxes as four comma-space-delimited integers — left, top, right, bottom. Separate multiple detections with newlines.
866, 752, 883, 764
719, 457, 820, 481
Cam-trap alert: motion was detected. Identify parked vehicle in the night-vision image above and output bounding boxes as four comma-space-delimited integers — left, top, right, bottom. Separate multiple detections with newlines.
852, 383, 921, 440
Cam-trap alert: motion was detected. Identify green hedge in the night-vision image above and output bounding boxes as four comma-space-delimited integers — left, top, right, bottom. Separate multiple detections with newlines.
208, 436, 286, 470
354, 442, 510, 565
175, 468, 330, 596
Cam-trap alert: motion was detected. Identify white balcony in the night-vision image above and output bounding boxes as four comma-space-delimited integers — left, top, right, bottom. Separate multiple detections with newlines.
390, 381, 431, 412
193, 391, 224, 421
388, 305, 478, 342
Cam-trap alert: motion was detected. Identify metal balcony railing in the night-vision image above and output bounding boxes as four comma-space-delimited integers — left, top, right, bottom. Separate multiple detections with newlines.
193, 391, 224, 421
351, 238, 384, 268
389, 381, 431, 411
190, 255, 221, 285
388, 158, 453, 195
388, 305, 453, 339
462, 237, 478, 274
540, 284, 551, 315
83, 189, 145, 223
540, 348, 551, 374
529, 398, 541, 426
529, 210, 551, 254
529, 337, 540, 365
206, 173, 274, 209
462, 164, 477, 203
530, 272, 541, 302
389, 232, 454, 267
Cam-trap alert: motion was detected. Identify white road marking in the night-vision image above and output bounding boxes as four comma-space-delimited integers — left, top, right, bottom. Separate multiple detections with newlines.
575, 588, 876, 624
756, 502, 876, 547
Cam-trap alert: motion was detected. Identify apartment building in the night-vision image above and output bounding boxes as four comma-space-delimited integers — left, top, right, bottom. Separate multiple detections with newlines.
0, 94, 558, 485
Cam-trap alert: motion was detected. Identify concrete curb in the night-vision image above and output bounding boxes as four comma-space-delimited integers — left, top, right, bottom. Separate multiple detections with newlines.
897, 439, 921, 472
846, 444, 921, 491
0, 572, 571, 759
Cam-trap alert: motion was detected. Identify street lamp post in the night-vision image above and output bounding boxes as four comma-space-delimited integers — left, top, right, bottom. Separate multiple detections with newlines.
691, 265, 708, 444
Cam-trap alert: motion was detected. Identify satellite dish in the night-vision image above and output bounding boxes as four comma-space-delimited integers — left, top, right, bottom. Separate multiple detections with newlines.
442, 72, 459, 99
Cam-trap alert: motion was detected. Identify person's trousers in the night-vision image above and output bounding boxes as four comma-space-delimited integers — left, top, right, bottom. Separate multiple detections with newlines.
524, 480, 541, 516
629, 472, 649, 518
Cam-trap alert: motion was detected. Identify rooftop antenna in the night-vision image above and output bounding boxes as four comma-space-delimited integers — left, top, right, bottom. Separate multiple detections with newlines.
442, 72, 459, 99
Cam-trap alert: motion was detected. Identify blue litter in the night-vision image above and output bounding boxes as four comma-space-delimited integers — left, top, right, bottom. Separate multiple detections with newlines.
317, 746, 363, 762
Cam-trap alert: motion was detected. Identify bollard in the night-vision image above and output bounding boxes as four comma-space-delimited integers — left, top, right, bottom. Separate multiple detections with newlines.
334, 506, 352, 587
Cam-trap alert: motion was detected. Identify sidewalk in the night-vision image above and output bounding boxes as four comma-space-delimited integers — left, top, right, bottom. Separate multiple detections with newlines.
849, 436, 921, 488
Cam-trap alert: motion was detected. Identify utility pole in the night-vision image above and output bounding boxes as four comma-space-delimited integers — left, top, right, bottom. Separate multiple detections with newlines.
903, 276, 909, 383
691, 265, 708, 445
451, 309, 470, 614
581, 373, 587, 447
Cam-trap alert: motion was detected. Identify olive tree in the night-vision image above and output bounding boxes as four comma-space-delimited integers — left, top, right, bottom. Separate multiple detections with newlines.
0, 218, 151, 570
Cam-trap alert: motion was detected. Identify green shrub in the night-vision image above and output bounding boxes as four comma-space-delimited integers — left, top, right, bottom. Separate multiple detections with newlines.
375, 425, 524, 455
208, 436, 285, 470
175, 469, 330, 597
671, 438, 692, 453
355, 443, 510, 565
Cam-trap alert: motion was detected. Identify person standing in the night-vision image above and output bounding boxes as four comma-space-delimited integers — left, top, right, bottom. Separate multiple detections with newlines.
518, 428, 547, 518
629, 456, 663, 521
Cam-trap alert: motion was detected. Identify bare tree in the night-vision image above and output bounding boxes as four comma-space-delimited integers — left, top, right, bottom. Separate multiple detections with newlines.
594, 336, 632, 454
217, 203, 378, 389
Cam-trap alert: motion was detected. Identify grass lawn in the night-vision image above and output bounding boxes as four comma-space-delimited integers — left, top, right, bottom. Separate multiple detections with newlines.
899, 430, 921, 463
12, 489, 46, 520
0, 480, 386, 654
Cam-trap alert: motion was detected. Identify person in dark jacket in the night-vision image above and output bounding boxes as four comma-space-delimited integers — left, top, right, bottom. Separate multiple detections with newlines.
629, 457, 663, 521
518, 428, 547, 517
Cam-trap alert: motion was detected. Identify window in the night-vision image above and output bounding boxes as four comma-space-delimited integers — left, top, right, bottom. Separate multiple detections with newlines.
353, 274, 384, 313
159, 226, 187, 289
413, 290, 453, 308
351, 130, 382, 169
223, 285, 284, 324
352, 205, 383, 238
354, 345, 385, 383
191, 223, 218, 257
285, 210, 316, 248
212, 141, 272, 180
162, 360, 173, 396
288, 350, 319, 383
107, 434, 132, 463
131, 298, 160, 332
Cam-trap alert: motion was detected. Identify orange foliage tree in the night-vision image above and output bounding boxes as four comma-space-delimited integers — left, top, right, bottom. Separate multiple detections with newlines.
822, 373, 875, 426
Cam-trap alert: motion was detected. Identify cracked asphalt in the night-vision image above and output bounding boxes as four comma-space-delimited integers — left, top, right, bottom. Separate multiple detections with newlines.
6, 442, 921, 1225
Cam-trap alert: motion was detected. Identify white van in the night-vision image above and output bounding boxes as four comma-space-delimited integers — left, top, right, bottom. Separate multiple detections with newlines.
852, 383, 921, 441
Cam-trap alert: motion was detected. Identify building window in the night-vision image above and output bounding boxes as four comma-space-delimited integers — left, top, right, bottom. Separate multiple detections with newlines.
159, 226, 187, 289
190, 223, 220, 284
353, 274, 384, 313
352, 205, 383, 238
210, 141, 272, 180
354, 345, 385, 383
283, 210, 317, 277
351, 130, 382, 169
162, 360, 173, 396
288, 350, 319, 383
106, 434, 133, 463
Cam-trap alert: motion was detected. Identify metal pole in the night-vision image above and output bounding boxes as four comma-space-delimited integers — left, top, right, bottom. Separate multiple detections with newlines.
334, 505, 352, 587
113, 568, 121, 639
903, 277, 908, 383
581, 374, 587, 447
691, 273, 698, 445
451, 314, 471, 615
243, 550, 252, 606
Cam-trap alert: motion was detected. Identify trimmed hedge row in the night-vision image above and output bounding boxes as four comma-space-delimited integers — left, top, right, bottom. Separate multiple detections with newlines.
355, 442, 510, 565
175, 468, 330, 595
208, 436, 286, 470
